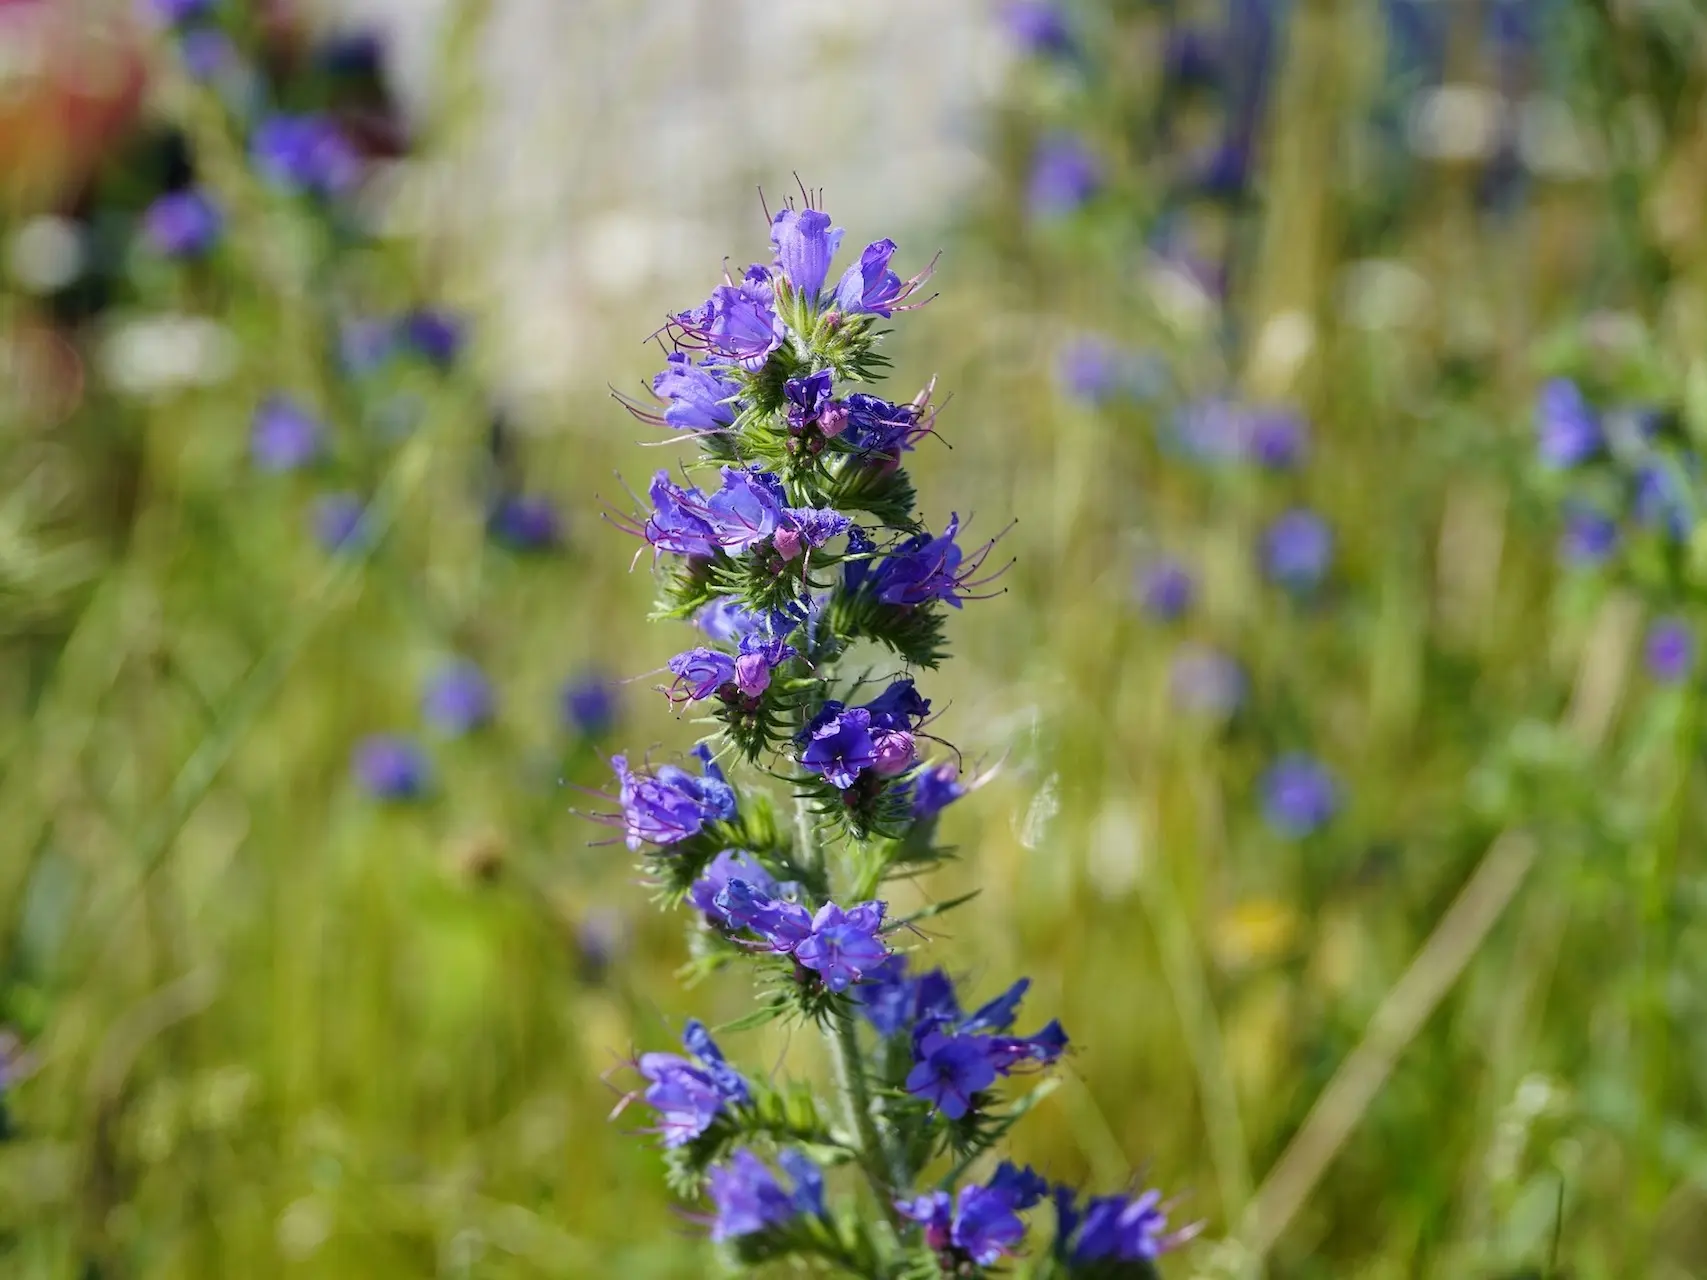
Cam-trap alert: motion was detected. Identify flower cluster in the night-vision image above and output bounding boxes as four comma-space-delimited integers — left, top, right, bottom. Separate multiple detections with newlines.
598, 196, 1192, 1274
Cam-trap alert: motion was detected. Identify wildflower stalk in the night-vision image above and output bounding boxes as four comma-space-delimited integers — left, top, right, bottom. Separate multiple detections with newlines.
599, 194, 1193, 1273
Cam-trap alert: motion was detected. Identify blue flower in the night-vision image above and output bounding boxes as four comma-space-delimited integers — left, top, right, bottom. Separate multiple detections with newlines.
674, 268, 786, 371
635, 1019, 749, 1148
905, 1031, 997, 1120
1261, 509, 1333, 592
695, 597, 769, 644
311, 493, 370, 553
794, 901, 888, 992
1053, 1184, 1198, 1263
1056, 336, 1124, 405
142, 189, 221, 259
688, 850, 780, 920
143, 0, 216, 25
840, 393, 923, 455
770, 207, 844, 300
178, 29, 237, 80
252, 114, 362, 197
401, 309, 465, 368
706, 1148, 821, 1241
1261, 754, 1339, 837
422, 660, 495, 735
798, 703, 878, 789
864, 678, 932, 731
610, 750, 736, 851
666, 648, 737, 703
641, 472, 719, 559
910, 762, 967, 820
1248, 407, 1308, 469
1558, 503, 1619, 567
1138, 558, 1194, 621
1173, 398, 1250, 464
651, 353, 741, 432
711, 879, 813, 951
950, 1172, 1043, 1264
1633, 457, 1696, 541
702, 467, 786, 553
338, 317, 397, 375
488, 494, 562, 551
1536, 378, 1602, 468
561, 674, 618, 737
870, 515, 1001, 608
352, 734, 429, 800
251, 395, 323, 472
832, 239, 932, 317
998, 1, 1071, 56
1028, 134, 1101, 220
1646, 618, 1694, 683
775, 507, 852, 561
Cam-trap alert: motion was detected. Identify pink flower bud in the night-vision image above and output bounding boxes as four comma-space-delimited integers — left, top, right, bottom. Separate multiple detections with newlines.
773, 527, 805, 561
872, 729, 916, 777
818, 400, 849, 438
734, 652, 772, 698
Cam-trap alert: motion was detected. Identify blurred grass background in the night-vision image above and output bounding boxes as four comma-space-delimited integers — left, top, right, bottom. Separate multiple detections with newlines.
3, 0, 1707, 1277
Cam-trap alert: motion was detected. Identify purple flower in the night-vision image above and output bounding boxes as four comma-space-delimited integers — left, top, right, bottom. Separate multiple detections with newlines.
770, 207, 844, 300
960, 978, 1030, 1034
950, 1182, 1033, 1265
794, 900, 888, 992
1646, 618, 1694, 683
610, 751, 736, 851
689, 850, 779, 920
142, 188, 221, 258
1536, 378, 1602, 468
911, 762, 967, 820
422, 660, 495, 735
1174, 398, 1250, 463
1633, 458, 1696, 540
1249, 407, 1308, 469
352, 734, 428, 800
488, 494, 562, 551
871, 729, 917, 777
733, 633, 796, 697
666, 648, 737, 703
635, 1018, 749, 1148
1028, 134, 1101, 220
695, 598, 769, 644
640, 472, 719, 559
798, 703, 878, 788
999, 1, 1071, 55
1559, 504, 1620, 567
776, 507, 852, 560
401, 309, 465, 368
574, 907, 625, 983
1169, 645, 1247, 720
178, 28, 236, 80
712, 879, 814, 950
864, 678, 931, 731
1056, 336, 1123, 405
252, 114, 362, 197
832, 239, 932, 317
841, 393, 924, 455
142, 0, 215, 25
1261, 754, 1339, 837
651, 353, 741, 432
1138, 558, 1194, 620
338, 317, 397, 375
561, 674, 618, 737
1261, 509, 1333, 592
702, 468, 786, 553
897, 1191, 954, 1252
311, 493, 369, 552
1055, 1185, 1198, 1263
870, 515, 1001, 608
251, 395, 323, 472
706, 1149, 820, 1241
984, 1020, 1069, 1071
674, 268, 786, 371
905, 1031, 997, 1119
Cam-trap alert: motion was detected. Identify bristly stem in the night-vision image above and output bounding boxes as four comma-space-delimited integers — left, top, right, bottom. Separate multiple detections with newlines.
795, 794, 898, 1236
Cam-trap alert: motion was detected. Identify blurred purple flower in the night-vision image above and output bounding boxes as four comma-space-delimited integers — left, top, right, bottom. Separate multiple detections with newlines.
421, 660, 495, 735
1138, 558, 1194, 621
251, 395, 323, 472
1536, 379, 1602, 469
352, 734, 429, 800
1646, 618, 1694, 683
488, 494, 562, 551
1261, 509, 1333, 592
1558, 504, 1619, 567
312, 493, 370, 553
401, 309, 465, 369
1027, 135, 1101, 220
999, 1, 1071, 56
142, 188, 221, 258
1261, 754, 1339, 837
178, 28, 237, 80
1248, 407, 1308, 469
252, 114, 362, 197
561, 674, 618, 737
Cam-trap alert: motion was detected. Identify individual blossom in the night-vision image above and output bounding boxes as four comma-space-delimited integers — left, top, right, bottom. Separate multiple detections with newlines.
905, 1031, 998, 1120
251, 395, 323, 472
633, 471, 719, 559
561, 673, 618, 737
632, 1019, 749, 1148
311, 492, 369, 553
610, 747, 736, 851
784, 369, 835, 431
1558, 503, 1619, 567
797, 703, 877, 789
1248, 406, 1308, 469
251, 113, 362, 197
898, 969, 1067, 1116
666, 648, 737, 704
695, 597, 770, 645
1535, 378, 1602, 468
142, 188, 221, 258
774, 507, 852, 562
1053, 1184, 1200, 1264
998, 0, 1071, 56
1261, 509, 1333, 593
1646, 617, 1694, 683
706, 1148, 823, 1242
770, 206, 844, 301
1261, 753, 1339, 837
910, 761, 967, 821
1138, 557, 1194, 621
421, 660, 495, 735
869, 515, 1006, 608
701, 467, 786, 552
688, 849, 780, 921
648, 353, 741, 432
733, 633, 796, 697
1633, 457, 1696, 541
673, 266, 787, 371
840, 393, 926, 456
400, 308, 465, 368
832, 238, 934, 317
711, 878, 814, 951
338, 317, 397, 375
352, 734, 429, 800
793, 900, 888, 992
1028, 133, 1101, 220
899, 1162, 1049, 1267
488, 494, 563, 551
